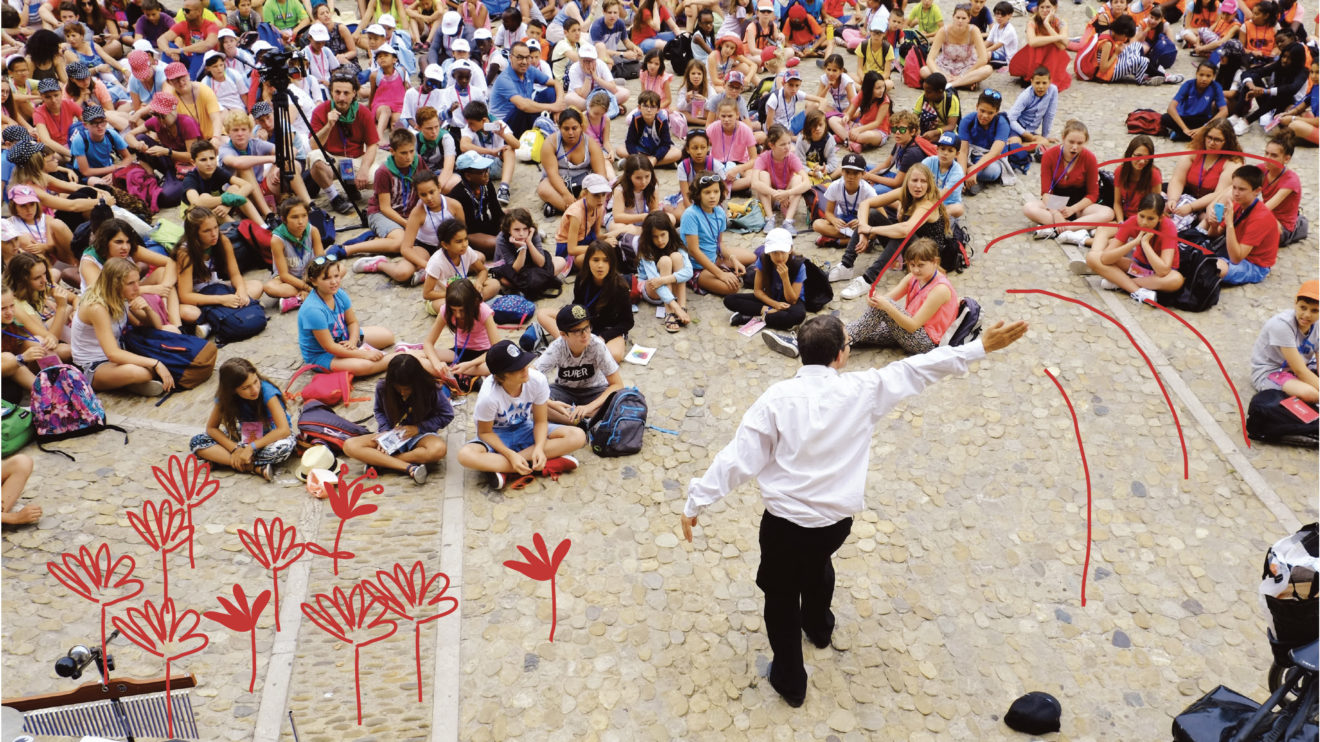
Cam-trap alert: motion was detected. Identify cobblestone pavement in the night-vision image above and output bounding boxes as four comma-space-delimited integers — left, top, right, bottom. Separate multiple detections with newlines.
3, 2, 1317, 738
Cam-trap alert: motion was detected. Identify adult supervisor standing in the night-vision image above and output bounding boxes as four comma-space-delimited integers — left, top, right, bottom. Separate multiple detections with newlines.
682, 313, 1029, 707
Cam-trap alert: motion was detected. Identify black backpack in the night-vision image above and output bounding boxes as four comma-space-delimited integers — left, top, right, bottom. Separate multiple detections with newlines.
587, 387, 648, 457
1156, 244, 1222, 312
747, 77, 776, 125
802, 259, 833, 312
940, 220, 973, 274
1246, 389, 1319, 447
945, 297, 983, 347
663, 33, 694, 76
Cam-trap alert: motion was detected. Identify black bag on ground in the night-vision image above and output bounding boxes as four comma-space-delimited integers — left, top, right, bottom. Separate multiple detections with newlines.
1156, 244, 1222, 312
611, 57, 641, 79
944, 297, 983, 346
1171, 685, 1263, 742
197, 284, 269, 344
802, 259, 833, 312
587, 387, 647, 457
1246, 389, 1319, 447
296, 400, 372, 456
942, 220, 974, 273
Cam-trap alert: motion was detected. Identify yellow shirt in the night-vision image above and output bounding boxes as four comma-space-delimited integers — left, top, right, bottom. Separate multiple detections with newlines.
174, 82, 221, 140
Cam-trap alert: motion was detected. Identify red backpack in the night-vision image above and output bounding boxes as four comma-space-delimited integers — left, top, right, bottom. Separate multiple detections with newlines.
1126, 109, 1164, 135
284, 365, 369, 407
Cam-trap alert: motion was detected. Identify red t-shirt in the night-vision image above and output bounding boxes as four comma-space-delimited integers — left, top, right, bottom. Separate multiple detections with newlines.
1231, 198, 1280, 268
33, 100, 83, 147
1117, 215, 1180, 270
630, 6, 673, 44
170, 19, 220, 46
1262, 167, 1301, 231
1116, 166, 1163, 218
1039, 145, 1099, 203
310, 101, 381, 159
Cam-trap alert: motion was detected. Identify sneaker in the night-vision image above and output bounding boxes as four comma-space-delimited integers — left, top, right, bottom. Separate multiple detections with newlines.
1261, 113, 1278, 132
353, 255, 387, 273
1032, 226, 1057, 240
763, 215, 777, 233
543, 202, 561, 219
496, 182, 511, 206
541, 455, 579, 479
1130, 287, 1157, 304
840, 275, 870, 300
782, 220, 798, 236
408, 464, 428, 485
1165, 73, 1185, 84
264, 212, 281, 231
194, 323, 211, 338
729, 311, 754, 327
848, 140, 863, 154
827, 263, 855, 282
1099, 278, 1120, 290
815, 58, 826, 68
1068, 258, 1093, 275
325, 245, 348, 261
394, 342, 424, 353
279, 295, 303, 313
126, 379, 164, 397
330, 193, 354, 215
1229, 115, 1249, 136
964, 182, 982, 197
1056, 229, 1089, 246
1031, 149, 1043, 163
762, 331, 799, 358
999, 168, 1017, 186
1140, 75, 1166, 86
490, 471, 507, 490
409, 268, 427, 287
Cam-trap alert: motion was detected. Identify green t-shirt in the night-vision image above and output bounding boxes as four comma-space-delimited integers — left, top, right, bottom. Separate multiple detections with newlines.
262, 0, 307, 30
906, 3, 944, 35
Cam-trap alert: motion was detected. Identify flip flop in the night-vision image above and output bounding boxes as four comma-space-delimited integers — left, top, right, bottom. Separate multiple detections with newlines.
508, 474, 537, 490
664, 313, 681, 333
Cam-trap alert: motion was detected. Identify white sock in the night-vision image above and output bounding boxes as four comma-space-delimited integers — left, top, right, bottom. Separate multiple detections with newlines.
326, 183, 342, 200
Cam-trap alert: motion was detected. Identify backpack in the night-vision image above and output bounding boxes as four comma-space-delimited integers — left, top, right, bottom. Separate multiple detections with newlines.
489, 294, 537, 326
587, 387, 648, 457
747, 77, 777, 125
115, 162, 165, 213
296, 400, 373, 455
804, 184, 829, 222
1126, 108, 1163, 134
1073, 34, 1100, 81
663, 32, 694, 76
943, 297, 983, 347
236, 219, 274, 267
1156, 243, 1222, 312
284, 364, 370, 406
30, 364, 127, 460
2, 400, 35, 457
903, 45, 926, 88
611, 57, 641, 80
802, 259, 833, 313
120, 326, 218, 390
197, 284, 269, 344
308, 204, 337, 246
726, 199, 767, 233
941, 220, 974, 273
1246, 389, 1319, 447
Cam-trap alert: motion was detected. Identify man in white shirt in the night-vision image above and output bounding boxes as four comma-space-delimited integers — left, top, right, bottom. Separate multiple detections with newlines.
682, 314, 1028, 707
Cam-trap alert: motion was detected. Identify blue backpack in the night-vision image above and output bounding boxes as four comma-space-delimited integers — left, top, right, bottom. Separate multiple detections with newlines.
586, 387, 648, 457
120, 327, 218, 390
197, 284, 268, 345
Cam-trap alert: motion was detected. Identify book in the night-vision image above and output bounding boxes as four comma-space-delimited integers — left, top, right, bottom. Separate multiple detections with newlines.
1281, 396, 1320, 423
376, 427, 409, 454
624, 344, 657, 365
738, 317, 766, 337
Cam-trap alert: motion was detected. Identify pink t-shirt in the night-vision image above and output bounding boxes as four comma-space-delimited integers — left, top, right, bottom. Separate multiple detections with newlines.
440, 302, 495, 352
754, 151, 804, 190
706, 122, 756, 164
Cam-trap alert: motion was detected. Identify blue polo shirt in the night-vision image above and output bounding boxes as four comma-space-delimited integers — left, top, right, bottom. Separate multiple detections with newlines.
1172, 79, 1226, 119
957, 111, 1010, 154
489, 66, 550, 121
922, 155, 964, 206
71, 129, 128, 172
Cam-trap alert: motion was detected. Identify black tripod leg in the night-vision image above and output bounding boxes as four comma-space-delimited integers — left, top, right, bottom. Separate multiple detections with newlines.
282, 95, 370, 231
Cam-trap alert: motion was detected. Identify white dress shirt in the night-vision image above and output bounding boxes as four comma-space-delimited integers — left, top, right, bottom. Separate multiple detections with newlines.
685, 341, 988, 528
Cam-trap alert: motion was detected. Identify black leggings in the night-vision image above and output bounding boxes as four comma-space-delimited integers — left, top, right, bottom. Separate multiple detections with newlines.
841, 207, 908, 283
723, 293, 807, 329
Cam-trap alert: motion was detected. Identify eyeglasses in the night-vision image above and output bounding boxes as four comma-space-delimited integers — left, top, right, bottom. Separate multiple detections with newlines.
511, 53, 531, 61
697, 174, 722, 186
844, 337, 854, 349
565, 326, 592, 336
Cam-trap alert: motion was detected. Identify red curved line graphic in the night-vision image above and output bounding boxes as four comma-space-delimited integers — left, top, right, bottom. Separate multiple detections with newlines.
984, 222, 1219, 255
1007, 288, 1189, 479
865, 140, 1048, 297
1096, 149, 1283, 171
1141, 298, 1250, 448
1043, 368, 1092, 607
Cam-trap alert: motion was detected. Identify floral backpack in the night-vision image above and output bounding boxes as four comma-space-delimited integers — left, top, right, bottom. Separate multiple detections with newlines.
30, 364, 128, 461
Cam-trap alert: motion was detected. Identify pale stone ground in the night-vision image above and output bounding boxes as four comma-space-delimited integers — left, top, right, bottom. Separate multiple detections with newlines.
2, 1, 1317, 739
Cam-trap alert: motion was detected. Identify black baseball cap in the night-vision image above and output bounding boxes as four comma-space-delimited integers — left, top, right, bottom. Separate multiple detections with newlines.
841, 153, 867, 172
486, 340, 536, 376
555, 304, 591, 332
1005, 692, 1061, 735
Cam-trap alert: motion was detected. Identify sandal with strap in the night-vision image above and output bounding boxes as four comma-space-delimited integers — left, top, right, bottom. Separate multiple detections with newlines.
664, 313, 681, 333
508, 474, 537, 490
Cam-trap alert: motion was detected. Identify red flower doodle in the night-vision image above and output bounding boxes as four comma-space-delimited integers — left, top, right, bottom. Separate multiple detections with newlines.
305, 465, 381, 576
47, 544, 145, 683
237, 517, 306, 632
152, 454, 219, 569
203, 584, 272, 693
300, 584, 398, 725
111, 598, 209, 739
362, 561, 459, 702
504, 534, 571, 642
126, 499, 193, 601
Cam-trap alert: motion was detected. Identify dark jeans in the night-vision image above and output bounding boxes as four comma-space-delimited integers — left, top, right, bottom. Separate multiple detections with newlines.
1162, 112, 1214, 140
507, 88, 560, 137
757, 510, 853, 701
723, 293, 807, 329
842, 207, 904, 283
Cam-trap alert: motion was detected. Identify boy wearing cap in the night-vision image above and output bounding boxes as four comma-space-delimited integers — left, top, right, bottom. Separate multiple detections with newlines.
565, 42, 630, 113
440, 40, 484, 90
814, 153, 877, 247
377, 14, 420, 78
920, 132, 965, 218
436, 61, 486, 129
535, 304, 625, 425
459, 101, 519, 205
32, 78, 80, 160
402, 65, 448, 130
1250, 281, 1319, 404
1207, 165, 1280, 286
619, 90, 682, 165
781, 5, 830, 61
452, 150, 506, 254
429, 11, 464, 68
855, 13, 896, 85
764, 68, 825, 135
457, 339, 586, 490
157, 0, 220, 64
70, 105, 134, 184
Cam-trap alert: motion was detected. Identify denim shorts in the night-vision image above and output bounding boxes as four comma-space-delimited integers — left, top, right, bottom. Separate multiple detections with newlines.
470, 422, 563, 453
1222, 259, 1270, 286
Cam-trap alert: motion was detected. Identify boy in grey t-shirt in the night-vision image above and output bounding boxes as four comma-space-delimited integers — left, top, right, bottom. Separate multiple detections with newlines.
1249, 280, 1319, 403
534, 303, 625, 424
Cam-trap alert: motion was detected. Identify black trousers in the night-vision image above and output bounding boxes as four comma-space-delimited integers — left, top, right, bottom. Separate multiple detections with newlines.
757, 510, 853, 701
723, 293, 807, 329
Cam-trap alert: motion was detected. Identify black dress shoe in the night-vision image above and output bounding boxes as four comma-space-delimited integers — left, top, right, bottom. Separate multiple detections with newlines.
765, 662, 806, 708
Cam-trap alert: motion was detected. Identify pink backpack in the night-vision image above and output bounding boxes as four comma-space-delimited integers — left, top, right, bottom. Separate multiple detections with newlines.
284, 365, 369, 407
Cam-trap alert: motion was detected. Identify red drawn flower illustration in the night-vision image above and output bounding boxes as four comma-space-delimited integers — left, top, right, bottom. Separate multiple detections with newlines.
504, 533, 571, 642
152, 454, 220, 569
126, 499, 193, 602
362, 561, 459, 702
305, 465, 381, 576
300, 584, 398, 725
111, 598, 209, 739
237, 517, 306, 631
203, 584, 271, 693
47, 544, 145, 682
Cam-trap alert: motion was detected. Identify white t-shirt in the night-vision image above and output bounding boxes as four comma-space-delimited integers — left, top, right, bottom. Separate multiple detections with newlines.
568, 59, 615, 92
986, 21, 1019, 59
819, 72, 856, 113
474, 366, 551, 428
425, 246, 485, 284
765, 87, 807, 129
203, 70, 247, 111
437, 85, 490, 128
534, 335, 619, 389
403, 87, 450, 126
302, 45, 341, 84
823, 178, 877, 220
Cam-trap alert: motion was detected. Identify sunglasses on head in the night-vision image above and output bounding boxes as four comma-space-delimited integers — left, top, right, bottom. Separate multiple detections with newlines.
312, 254, 341, 265
697, 174, 722, 186
983, 89, 1002, 100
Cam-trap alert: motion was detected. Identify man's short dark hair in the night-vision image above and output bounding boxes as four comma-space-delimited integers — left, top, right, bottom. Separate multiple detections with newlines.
1234, 164, 1264, 190
798, 316, 846, 367
329, 72, 359, 92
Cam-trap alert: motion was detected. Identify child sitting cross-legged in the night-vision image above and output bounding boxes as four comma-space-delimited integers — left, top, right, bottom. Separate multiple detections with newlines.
533, 303, 626, 425
264, 198, 327, 314
422, 219, 502, 314
353, 170, 467, 287
1083, 193, 1185, 305
191, 358, 295, 482
456, 339, 588, 490
725, 227, 808, 332
843, 237, 959, 354
343, 354, 454, 485
1249, 280, 1319, 405
296, 254, 399, 378
752, 124, 813, 235
616, 90, 684, 167
813, 152, 878, 248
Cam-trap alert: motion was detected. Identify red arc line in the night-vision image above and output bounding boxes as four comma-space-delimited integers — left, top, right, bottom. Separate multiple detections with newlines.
1043, 369, 1092, 607
1096, 148, 1283, 171
1141, 298, 1250, 448
1007, 288, 1188, 479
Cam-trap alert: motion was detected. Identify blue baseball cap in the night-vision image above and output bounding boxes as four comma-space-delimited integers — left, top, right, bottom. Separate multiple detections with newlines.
455, 151, 493, 171
937, 132, 960, 148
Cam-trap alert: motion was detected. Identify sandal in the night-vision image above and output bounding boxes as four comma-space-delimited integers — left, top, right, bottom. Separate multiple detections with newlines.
664, 313, 681, 333
508, 474, 537, 490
